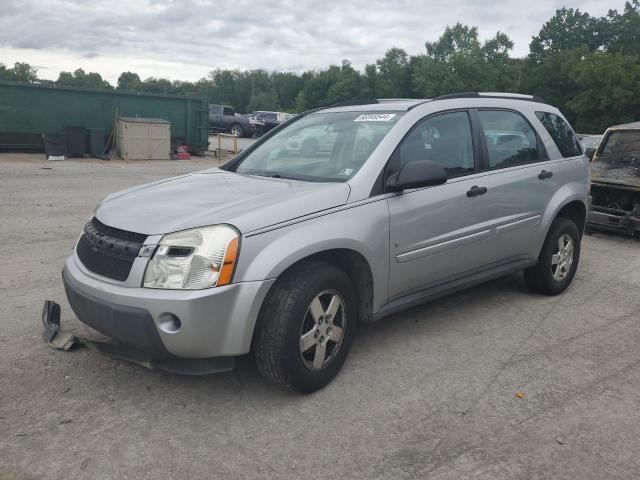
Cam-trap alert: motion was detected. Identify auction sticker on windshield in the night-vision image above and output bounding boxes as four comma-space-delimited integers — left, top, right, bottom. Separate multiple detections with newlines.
354, 113, 397, 122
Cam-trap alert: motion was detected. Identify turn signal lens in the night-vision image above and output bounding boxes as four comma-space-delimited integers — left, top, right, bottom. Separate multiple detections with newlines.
217, 237, 238, 286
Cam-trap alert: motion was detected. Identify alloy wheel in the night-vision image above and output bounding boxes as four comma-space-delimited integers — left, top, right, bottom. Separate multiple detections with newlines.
299, 290, 346, 371
551, 233, 574, 282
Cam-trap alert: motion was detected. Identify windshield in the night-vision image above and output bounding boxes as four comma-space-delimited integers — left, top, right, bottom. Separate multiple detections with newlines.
232, 111, 403, 182
592, 130, 640, 187
599, 131, 640, 163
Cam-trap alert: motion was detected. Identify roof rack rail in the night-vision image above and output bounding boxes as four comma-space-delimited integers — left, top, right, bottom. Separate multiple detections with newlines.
376, 98, 422, 103
329, 99, 379, 108
433, 92, 546, 103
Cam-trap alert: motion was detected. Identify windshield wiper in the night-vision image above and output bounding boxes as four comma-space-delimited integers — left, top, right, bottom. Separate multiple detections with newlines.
240, 170, 299, 180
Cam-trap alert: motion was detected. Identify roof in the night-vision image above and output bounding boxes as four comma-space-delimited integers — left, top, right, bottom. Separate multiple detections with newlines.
318, 92, 550, 114
119, 116, 170, 124
607, 121, 640, 131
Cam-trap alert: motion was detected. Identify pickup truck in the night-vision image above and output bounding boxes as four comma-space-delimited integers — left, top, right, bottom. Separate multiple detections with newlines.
208, 105, 251, 137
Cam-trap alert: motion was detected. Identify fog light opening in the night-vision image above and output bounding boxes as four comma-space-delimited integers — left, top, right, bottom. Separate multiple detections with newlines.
158, 313, 181, 333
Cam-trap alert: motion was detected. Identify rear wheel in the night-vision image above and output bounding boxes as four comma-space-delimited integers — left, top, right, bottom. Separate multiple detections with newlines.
229, 123, 243, 137
524, 217, 581, 295
254, 261, 356, 393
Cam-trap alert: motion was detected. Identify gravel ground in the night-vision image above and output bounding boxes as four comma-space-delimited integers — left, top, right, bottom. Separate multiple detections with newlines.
1, 154, 640, 480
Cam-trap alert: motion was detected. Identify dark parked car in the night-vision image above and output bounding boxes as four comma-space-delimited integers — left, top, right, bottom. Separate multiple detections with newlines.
250, 111, 294, 136
208, 105, 251, 137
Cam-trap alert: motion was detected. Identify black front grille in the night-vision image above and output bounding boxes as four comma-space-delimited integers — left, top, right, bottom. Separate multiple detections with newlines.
76, 218, 147, 281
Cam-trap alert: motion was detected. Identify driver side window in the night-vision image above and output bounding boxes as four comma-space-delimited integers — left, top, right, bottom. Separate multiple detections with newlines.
399, 111, 475, 177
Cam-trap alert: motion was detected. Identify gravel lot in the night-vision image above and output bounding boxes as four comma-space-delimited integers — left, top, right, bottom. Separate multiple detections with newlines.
1, 154, 640, 479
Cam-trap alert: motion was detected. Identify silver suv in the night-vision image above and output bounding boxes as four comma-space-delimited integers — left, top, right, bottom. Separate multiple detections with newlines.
62, 93, 590, 392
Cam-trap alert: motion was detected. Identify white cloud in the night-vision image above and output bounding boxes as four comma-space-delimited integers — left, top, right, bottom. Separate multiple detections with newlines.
0, 0, 622, 83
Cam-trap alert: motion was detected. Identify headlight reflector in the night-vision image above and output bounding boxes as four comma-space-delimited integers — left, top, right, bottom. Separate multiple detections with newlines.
143, 225, 239, 289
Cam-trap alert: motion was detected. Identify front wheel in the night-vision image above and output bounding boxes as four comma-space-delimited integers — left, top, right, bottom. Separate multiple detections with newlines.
253, 261, 356, 393
524, 217, 581, 295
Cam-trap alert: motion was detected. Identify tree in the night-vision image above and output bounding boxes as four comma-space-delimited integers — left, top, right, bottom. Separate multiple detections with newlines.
412, 24, 517, 97
0, 63, 9, 81
271, 72, 304, 111
374, 48, 412, 98
0, 62, 38, 83
139, 77, 174, 94
602, 0, 640, 53
56, 68, 112, 89
117, 71, 142, 91
247, 90, 277, 112
563, 51, 640, 132
10, 62, 38, 83
529, 8, 602, 62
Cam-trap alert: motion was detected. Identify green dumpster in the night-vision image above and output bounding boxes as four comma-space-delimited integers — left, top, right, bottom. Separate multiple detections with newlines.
87, 128, 106, 157
0, 81, 209, 153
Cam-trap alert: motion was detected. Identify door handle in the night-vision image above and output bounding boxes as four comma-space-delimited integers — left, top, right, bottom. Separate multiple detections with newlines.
466, 185, 488, 197
538, 170, 554, 180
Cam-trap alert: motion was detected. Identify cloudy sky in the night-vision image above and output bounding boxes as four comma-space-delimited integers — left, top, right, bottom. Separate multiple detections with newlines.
0, 0, 620, 84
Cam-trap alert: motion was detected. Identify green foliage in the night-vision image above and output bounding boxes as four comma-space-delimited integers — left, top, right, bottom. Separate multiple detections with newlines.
116, 71, 142, 91
0, 62, 38, 83
2, 1, 639, 132
529, 8, 602, 62
56, 68, 112, 89
412, 24, 517, 97
563, 51, 640, 132
602, 0, 640, 53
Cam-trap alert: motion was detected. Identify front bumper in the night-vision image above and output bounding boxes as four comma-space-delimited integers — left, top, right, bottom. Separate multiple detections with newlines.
63, 254, 275, 358
588, 208, 640, 235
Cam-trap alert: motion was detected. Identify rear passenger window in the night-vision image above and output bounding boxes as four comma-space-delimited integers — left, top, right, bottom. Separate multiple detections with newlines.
478, 110, 543, 168
398, 111, 475, 177
535, 111, 583, 158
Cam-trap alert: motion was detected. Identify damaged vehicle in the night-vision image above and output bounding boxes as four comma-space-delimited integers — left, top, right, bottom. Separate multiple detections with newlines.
52, 93, 590, 393
588, 122, 640, 236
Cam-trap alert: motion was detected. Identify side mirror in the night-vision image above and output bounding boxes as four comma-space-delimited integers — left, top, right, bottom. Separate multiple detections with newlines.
386, 160, 447, 192
584, 148, 596, 161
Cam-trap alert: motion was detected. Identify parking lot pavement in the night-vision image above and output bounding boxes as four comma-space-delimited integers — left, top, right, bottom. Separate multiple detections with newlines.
1, 155, 640, 479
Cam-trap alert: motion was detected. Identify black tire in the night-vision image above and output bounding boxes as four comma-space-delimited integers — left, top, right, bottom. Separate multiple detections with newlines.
253, 261, 357, 393
300, 139, 319, 157
229, 123, 243, 137
524, 217, 581, 295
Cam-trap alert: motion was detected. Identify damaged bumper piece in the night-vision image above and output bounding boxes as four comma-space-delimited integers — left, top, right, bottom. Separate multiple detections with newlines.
588, 181, 640, 236
588, 203, 640, 235
41, 300, 235, 375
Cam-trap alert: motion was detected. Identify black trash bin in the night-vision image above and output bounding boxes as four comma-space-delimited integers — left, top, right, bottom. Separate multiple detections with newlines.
64, 126, 87, 157
43, 133, 67, 158
87, 128, 106, 157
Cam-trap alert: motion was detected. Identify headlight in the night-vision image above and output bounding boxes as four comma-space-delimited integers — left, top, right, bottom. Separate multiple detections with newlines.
143, 225, 239, 289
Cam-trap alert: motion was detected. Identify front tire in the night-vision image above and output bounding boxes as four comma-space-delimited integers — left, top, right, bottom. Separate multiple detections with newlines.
254, 261, 356, 393
524, 217, 581, 295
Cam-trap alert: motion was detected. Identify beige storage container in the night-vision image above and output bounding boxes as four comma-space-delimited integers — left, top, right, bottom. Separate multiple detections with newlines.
117, 117, 171, 160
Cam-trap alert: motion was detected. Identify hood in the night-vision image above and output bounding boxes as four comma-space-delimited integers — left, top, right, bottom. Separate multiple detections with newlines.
94, 169, 351, 235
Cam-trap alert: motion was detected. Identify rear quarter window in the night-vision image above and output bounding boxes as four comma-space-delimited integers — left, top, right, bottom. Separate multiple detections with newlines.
535, 111, 583, 158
